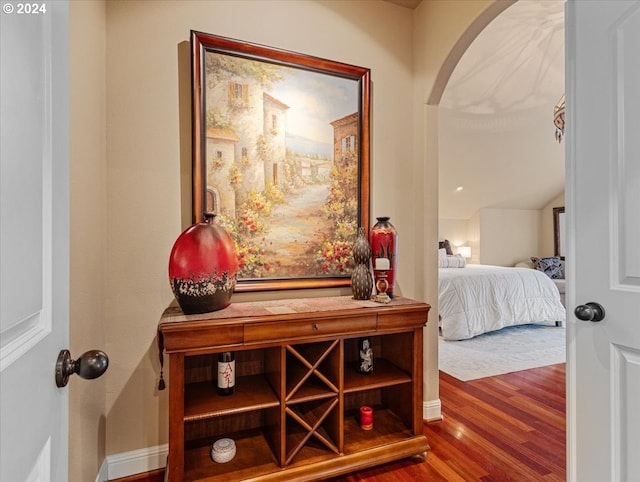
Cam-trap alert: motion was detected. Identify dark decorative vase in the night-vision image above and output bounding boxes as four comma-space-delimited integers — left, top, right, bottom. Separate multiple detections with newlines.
370, 216, 398, 298
351, 227, 373, 300
169, 213, 239, 314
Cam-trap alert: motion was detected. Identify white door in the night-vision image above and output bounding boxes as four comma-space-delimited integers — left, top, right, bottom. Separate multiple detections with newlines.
1, 1, 70, 481
567, 1, 640, 481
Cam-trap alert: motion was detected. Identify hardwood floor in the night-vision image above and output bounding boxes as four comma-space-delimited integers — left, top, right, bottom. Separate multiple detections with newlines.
336, 363, 566, 481
112, 364, 566, 482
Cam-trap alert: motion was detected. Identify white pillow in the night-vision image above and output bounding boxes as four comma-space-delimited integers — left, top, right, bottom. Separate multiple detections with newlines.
439, 253, 466, 268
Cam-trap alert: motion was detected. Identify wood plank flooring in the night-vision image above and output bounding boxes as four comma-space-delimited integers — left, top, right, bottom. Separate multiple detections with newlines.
111, 364, 566, 482
336, 363, 566, 481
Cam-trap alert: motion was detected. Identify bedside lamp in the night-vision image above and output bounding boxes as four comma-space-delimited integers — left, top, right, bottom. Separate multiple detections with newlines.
457, 246, 471, 259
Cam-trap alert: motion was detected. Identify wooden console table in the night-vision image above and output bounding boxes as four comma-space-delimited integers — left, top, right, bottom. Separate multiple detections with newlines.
158, 295, 430, 481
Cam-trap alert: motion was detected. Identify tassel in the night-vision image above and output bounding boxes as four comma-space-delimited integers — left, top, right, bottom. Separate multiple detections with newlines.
157, 330, 166, 391
158, 370, 166, 391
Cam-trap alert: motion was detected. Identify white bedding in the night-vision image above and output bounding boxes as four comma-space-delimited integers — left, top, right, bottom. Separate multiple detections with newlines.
438, 264, 566, 340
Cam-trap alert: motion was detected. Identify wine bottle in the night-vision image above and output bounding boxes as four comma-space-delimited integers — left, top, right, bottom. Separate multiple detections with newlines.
357, 337, 373, 375
216, 351, 235, 395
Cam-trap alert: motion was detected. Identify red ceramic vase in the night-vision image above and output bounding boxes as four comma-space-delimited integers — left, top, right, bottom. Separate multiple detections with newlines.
369, 216, 398, 298
169, 213, 239, 314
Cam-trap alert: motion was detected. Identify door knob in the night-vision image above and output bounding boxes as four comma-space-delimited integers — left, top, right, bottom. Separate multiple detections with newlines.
574, 302, 606, 322
55, 349, 109, 387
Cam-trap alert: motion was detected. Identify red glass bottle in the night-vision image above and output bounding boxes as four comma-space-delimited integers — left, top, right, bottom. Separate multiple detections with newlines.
370, 216, 398, 298
168, 213, 238, 314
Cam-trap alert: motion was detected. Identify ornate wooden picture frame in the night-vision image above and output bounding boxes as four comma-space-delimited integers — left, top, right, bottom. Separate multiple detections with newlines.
191, 31, 370, 292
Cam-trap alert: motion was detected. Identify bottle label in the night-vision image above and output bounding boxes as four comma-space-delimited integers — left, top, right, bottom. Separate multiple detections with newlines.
217, 360, 235, 389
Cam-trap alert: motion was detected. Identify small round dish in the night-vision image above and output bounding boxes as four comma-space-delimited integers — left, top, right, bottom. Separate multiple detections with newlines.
211, 437, 236, 463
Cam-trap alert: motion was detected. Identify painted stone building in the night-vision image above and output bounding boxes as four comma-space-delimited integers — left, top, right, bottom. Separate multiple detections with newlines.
204, 64, 288, 218
330, 112, 358, 166
262, 93, 289, 188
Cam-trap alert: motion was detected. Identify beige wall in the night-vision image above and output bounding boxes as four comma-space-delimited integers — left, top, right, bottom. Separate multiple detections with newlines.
67, 0, 502, 476
102, 0, 416, 456
413, 0, 500, 407
69, 1, 107, 481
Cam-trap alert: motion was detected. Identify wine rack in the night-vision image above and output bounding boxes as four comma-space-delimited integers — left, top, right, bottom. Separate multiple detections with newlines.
158, 296, 430, 481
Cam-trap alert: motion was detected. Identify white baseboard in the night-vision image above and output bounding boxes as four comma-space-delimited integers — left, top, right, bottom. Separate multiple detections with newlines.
423, 398, 442, 422
94, 459, 109, 482
104, 444, 168, 480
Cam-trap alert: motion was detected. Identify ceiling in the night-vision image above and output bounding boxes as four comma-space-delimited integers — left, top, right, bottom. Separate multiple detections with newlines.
384, 0, 422, 9
440, 1, 564, 114
438, 0, 565, 220
382, 0, 565, 220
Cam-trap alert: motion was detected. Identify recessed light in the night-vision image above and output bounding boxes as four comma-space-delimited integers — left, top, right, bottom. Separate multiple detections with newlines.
455, 186, 464, 192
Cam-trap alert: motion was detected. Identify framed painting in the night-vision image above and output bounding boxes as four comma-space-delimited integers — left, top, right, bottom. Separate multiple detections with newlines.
191, 31, 371, 292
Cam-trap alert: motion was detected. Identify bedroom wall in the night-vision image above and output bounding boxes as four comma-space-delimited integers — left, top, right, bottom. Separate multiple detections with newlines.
438, 219, 469, 251
102, 0, 416, 458
440, 208, 540, 266
467, 210, 481, 264
479, 207, 540, 266
440, 191, 564, 267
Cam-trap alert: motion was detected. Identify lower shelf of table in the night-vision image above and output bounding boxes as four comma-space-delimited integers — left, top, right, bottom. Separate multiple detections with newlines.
181, 408, 425, 481
184, 429, 279, 481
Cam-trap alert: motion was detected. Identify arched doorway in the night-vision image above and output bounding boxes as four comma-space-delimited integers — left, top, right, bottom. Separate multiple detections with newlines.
421, 0, 565, 421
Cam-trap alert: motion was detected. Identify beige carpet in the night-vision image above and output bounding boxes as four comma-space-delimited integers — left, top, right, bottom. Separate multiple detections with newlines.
438, 324, 566, 381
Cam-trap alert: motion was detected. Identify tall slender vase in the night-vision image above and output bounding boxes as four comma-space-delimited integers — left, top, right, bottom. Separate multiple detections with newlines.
350, 227, 373, 300
370, 217, 398, 298
168, 213, 239, 314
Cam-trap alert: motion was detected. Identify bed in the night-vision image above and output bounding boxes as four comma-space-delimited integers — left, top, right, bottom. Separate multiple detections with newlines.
438, 264, 566, 341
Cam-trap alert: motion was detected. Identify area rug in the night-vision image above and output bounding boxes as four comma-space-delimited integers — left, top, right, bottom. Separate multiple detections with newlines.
439, 324, 566, 381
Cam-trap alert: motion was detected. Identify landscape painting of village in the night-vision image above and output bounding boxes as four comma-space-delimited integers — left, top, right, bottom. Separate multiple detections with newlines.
199, 44, 367, 287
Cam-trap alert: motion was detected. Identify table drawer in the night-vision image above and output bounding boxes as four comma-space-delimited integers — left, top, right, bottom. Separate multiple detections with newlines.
377, 309, 428, 330
245, 315, 377, 342
162, 324, 244, 353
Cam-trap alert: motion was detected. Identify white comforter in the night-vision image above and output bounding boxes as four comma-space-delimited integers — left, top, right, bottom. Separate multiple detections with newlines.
438, 264, 566, 340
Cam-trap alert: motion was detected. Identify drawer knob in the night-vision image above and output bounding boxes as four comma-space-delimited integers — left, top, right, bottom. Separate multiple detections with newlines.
312, 323, 319, 331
